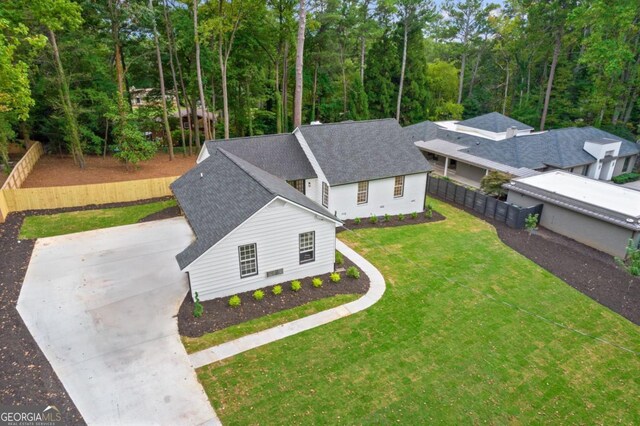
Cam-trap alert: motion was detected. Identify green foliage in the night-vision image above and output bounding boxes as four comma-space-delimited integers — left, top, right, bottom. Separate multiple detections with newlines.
335, 251, 344, 265
384, 213, 391, 222
346, 266, 360, 279
272, 285, 283, 296
354, 217, 361, 225
612, 173, 640, 184
229, 295, 241, 308
398, 213, 405, 221
369, 215, 378, 224
193, 292, 204, 318
525, 213, 539, 235
253, 290, 265, 301
425, 60, 463, 120
312, 277, 323, 288
291, 280, 302, 292
411, 211, 418, 219
480, 171, 511, 197
615, 239, 640, 277
330, 272, 341, 283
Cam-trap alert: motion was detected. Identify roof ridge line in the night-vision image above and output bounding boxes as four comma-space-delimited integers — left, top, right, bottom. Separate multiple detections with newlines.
204, 133, 293, 144
299, 118, 396, 128
216, 148, 277, 197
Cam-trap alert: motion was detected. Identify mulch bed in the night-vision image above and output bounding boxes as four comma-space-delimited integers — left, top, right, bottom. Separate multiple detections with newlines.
178, 256, 370, 338
433, 196, 640, 325
337, 210, 445, 232
0, 197, 181, 424
137, 205, 181, 223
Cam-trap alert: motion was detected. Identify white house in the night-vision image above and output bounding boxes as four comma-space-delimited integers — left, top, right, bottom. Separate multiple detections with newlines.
198, 119, 432, 220
172, 148, 340, 301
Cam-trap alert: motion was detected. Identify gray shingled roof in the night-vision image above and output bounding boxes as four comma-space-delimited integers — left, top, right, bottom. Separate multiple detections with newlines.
204, 134, 316, 181
298, 119, 432, 186
404, 120, 439, 142
172, 148, 337, 270
462, 127, 639, 169
458, 112, 534, 132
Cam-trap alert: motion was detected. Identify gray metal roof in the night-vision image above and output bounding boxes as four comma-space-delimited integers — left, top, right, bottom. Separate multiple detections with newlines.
457, 112, 534, 132
298, 119, 432, 186
204, 134, 316, 181
172, 148, 337, 270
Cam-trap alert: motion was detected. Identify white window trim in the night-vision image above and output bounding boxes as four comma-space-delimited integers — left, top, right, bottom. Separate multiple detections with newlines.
238, 243, 258, 278
394, 176, 405, 198
322, 182, 329, 208
299, 231, 315, 264
357, 181, 368, 205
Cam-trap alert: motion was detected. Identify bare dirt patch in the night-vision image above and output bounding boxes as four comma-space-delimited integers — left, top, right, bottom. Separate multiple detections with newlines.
22, 153, 196, 188
178, 257, 370, 338
433, 196, 640, 325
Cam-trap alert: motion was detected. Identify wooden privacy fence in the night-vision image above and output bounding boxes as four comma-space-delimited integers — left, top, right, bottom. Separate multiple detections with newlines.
0, 176, 178, 223
427, 175, 543, 229
1, 141, 44, 190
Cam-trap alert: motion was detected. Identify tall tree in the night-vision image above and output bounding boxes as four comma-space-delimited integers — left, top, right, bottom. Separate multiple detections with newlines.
193, 0, 211, 142
293, 0, 306, 128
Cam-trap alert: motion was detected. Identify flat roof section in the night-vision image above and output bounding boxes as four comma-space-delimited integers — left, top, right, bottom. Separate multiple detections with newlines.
510, 171, 640, 219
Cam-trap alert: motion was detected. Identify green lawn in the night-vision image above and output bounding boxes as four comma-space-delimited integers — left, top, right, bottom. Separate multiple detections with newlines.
197, 200, 640, 424
182, 294, 360, 354
19, 199, 176, 239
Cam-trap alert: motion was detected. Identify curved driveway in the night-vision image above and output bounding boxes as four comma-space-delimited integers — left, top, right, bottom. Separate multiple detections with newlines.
17, 218, 219, 426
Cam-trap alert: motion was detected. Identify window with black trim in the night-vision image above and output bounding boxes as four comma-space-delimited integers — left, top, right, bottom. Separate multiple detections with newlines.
288, 179, 306, 194
322, 182, 329, 207
623, 157, 631, 172
238, 243, 258, 278
393, 176, 405, 198
299, 231, 315, 263
357, 181, 368, 204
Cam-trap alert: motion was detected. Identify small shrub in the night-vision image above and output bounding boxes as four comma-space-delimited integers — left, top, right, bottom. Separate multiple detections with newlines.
193, 292, 204, 318
354, 217, 361, 225
312, 277, 323, 288
330, 272, 341, 283
229, 295, 241, 307
411, 211, 418, 219
346, 266, 360, 279
398, 213, 405, 221
384, 213, 391, 222
291, 280, 302, 291
369, 215, 378, 224
253, 290, 265, 301
272, 285, 283, 295
612, 172, 640, 184
335, 251, 344, 265
426, 202, 434, 211
524, 213, 539, 236
615, 239, 640, 276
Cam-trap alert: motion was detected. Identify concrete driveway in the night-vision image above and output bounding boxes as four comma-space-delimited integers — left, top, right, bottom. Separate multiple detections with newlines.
17, 218, 220, 426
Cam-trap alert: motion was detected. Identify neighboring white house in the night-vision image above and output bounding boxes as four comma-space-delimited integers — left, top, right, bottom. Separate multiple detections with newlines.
406, 112, 639, 188
172, 148, 340, 301
198, 119, 432, 220
504, 170, 640, 258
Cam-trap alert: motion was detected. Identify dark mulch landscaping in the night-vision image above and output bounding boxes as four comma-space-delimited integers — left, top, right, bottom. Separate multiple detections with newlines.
0, 212, 84, 424
0, 197, 178, 424
337, 210, 445, 232
434, 196, 640, 325
137, 205, 181, 223
178, 256, 370, 338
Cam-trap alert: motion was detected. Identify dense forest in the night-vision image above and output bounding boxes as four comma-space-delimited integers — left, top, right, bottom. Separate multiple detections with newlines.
1, 0, 639, 169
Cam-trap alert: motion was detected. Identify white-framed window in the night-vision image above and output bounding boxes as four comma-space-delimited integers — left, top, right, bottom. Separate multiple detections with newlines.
393, 176, 405, 198
357, 181, 368, 204
623, 157, 631, 172
288, 179, 305, 194
322, 182, 329, 207
238, 243, 258, 278
299, 231, 315, 263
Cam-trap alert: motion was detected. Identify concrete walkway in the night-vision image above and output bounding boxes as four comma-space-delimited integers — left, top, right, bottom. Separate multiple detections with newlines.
17, 218, 220, 426
190, 239, 385, 368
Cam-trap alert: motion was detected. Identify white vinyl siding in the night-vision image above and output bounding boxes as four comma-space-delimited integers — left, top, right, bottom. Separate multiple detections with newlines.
187, 199, 336, 301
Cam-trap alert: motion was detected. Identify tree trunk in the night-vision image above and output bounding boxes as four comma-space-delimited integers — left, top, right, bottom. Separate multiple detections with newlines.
281, 40, 289, 132
360, 36, 366, 83
193, 0, 211, 141
192, 96, 200, 151
623, 87, 638, 123
163, 0, 186, 156
293, 0, 306, 128
109, 0, 127, 146
540, 30, 562, 131
48, 29, 85, 169
150, 0, 174, 160
457, 52, 466, 104
340, 43, 347, 114
311, 61, 318, 122
502, 63, 510, 115
396, 21, 408, 122
275, 61, 281, 133
211, 72, 217, 139
103, 119, 109, 157
219, 37, 230, 139
467, 50, 482, 98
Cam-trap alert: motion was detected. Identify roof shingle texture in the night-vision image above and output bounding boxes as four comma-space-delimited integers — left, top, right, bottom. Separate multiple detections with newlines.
204, 134, 316, 181
298, 119, 431, 186
172, 148, 336, 269
457, 112, 534, 132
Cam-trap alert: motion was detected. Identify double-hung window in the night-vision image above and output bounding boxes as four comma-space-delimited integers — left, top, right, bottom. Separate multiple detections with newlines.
357, 181, 368, 204
393, 176, 405, 198
288, 179, 305, 194
238, 243, 258, 278
322, 182, 329, 207
299, 231, 315, 263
